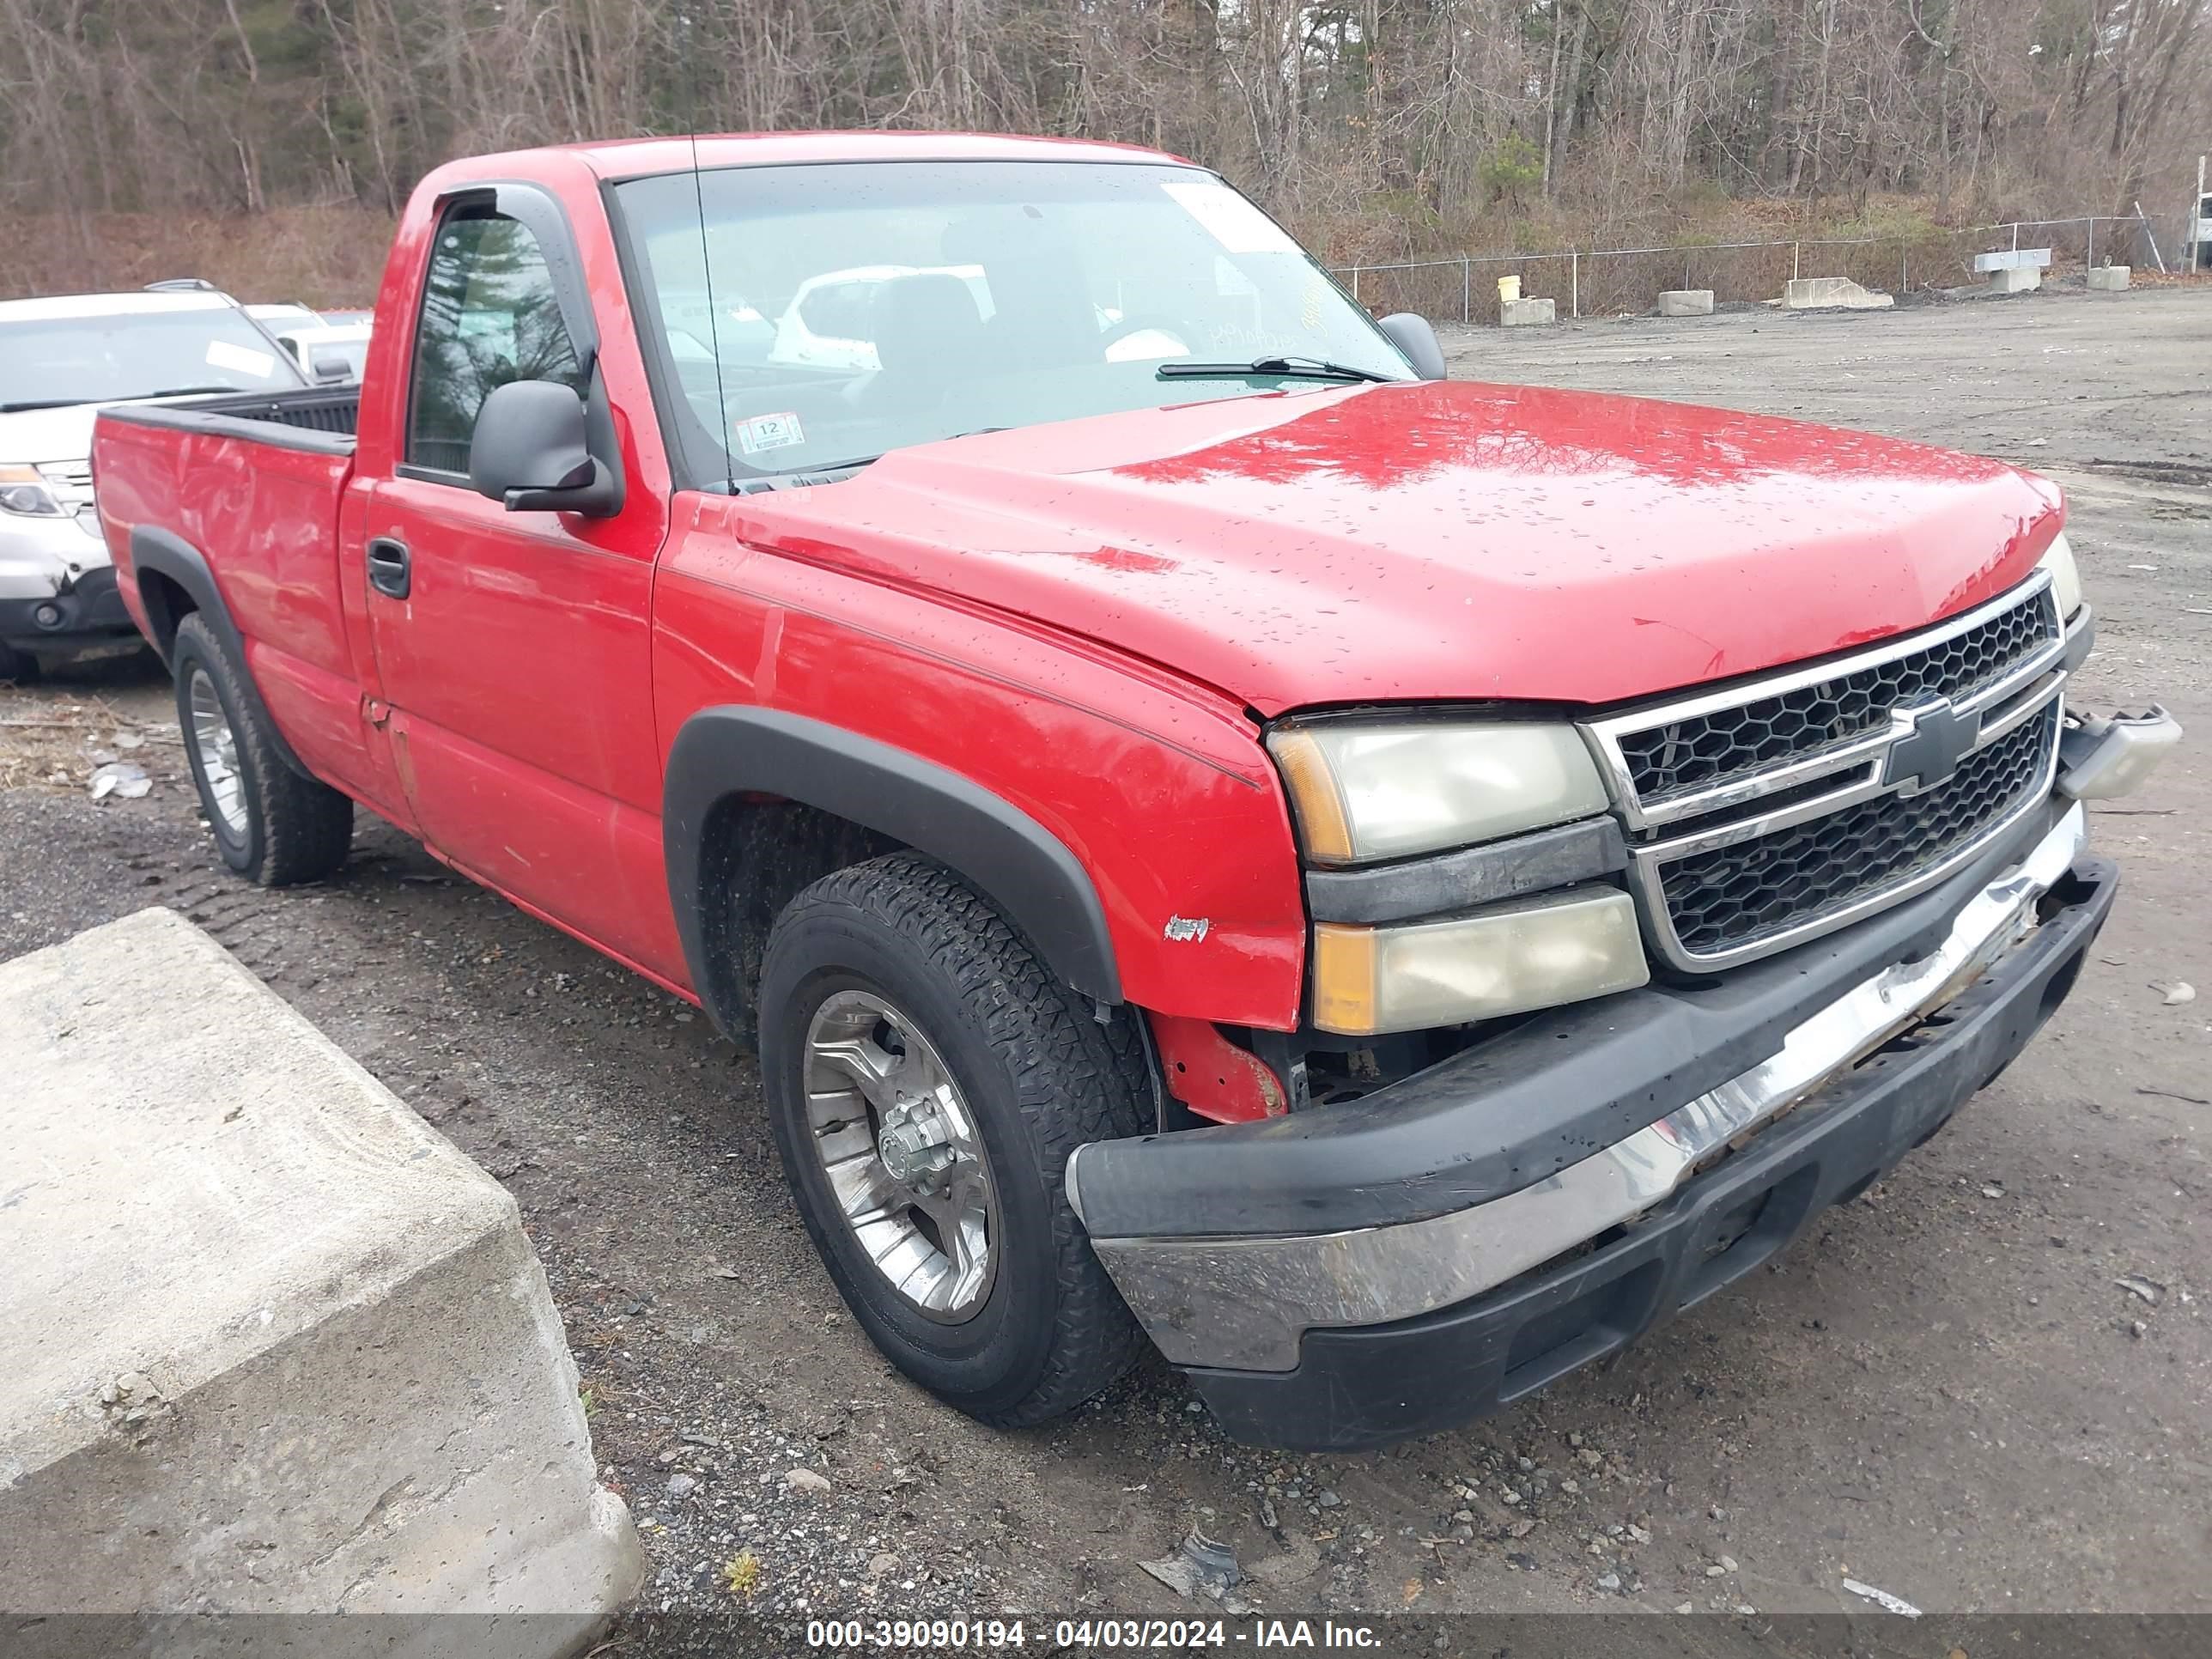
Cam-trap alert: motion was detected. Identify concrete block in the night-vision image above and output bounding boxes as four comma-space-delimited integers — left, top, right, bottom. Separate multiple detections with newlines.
2087, 265, 2131, 290
1984, 264, 2041, 295
1657, 289, 1715, 317
1500, 296, 1556, 327
1783, 276, 1895, 311
0, 908, 646, 1632
1972, 247, 2051, 273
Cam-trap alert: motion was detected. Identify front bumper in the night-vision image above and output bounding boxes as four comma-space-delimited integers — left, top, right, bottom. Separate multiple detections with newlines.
1076, 804, 2117, 1449
0, 562, 136, 653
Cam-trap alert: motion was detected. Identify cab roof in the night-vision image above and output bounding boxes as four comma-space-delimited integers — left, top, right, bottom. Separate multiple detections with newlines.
560, 131, 1193, 181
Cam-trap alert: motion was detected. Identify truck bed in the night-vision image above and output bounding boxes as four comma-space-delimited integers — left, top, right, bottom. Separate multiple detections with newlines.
94, 385, 358, 454
93, 381, 381, 814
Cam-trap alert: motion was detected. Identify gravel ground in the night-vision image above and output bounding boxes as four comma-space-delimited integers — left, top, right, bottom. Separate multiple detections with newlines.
3, 278, 2207, 1647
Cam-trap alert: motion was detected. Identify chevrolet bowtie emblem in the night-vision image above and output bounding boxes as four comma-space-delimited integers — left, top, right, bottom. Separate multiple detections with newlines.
1882, 696, 1982, 794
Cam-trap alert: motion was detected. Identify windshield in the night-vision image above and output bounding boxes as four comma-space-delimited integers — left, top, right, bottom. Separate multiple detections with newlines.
0, 304, 307, 410
286, 330, 370, 380
317, 337, 369, 377
612, 160, 1411, 487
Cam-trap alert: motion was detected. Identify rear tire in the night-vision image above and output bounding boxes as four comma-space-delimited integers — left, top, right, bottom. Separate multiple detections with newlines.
758, 852, 1152, 1427
172, 613, 353, 885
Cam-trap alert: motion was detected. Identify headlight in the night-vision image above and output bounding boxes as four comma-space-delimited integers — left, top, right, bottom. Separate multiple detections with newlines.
0, 465, 68, 518
1311, 885, 1649, 1035
1267, 717, 1610, 866
2038, 530, 2082, 620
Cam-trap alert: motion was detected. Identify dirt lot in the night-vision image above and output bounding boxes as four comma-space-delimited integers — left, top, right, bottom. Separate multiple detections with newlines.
3, 283, 2207, 1641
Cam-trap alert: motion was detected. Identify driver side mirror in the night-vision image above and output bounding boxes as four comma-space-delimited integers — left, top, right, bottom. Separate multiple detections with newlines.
1376, 313, 1448, 381
468, 379, 618, 516
308, 349, 353, 384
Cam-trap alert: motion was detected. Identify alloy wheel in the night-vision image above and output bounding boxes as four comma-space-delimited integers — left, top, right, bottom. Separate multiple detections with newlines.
802, 988, 998, 1322
187, 668, 247, 837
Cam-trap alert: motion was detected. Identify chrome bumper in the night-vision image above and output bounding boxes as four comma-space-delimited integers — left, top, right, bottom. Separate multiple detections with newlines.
1091, 803, 2094, 1375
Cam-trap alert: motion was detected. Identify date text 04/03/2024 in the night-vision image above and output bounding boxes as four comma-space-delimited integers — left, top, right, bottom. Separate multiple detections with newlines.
803, 1618, 1384, 1649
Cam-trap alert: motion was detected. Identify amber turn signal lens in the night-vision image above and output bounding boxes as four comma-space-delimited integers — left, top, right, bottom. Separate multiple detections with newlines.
1310, 922, 1381, 1035
1268, 726, 1356, 864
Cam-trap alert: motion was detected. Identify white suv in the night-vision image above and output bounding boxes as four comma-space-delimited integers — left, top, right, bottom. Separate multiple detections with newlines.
0, 287, 307, 678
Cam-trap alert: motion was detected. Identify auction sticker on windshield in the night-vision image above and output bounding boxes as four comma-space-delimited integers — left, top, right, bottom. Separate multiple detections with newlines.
1161, 179, 1301, 257
736, 410, 805, 456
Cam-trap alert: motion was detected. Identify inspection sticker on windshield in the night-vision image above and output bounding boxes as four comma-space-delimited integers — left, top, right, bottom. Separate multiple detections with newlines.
1161, 179, 1299, 256
734, 410, 805, 456
204, 340, 276, 380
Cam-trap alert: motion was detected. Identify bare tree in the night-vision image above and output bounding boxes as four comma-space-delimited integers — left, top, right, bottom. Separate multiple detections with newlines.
0, 0, 2206, 296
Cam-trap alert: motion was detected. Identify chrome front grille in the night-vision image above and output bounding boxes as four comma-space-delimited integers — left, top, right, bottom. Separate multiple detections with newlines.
1616, 591, 2057, 809
1585, 573, 2068, 971
35, 461, 94, 502
1658, 702, 2058, 957
35, 461, 100, 533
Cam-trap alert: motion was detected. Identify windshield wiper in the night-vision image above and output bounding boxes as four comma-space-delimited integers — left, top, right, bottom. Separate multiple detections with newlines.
737, 428, 1012, 490
0, 398, 86, 413
141, 385, 248, 400
1157, 355, 1395, 384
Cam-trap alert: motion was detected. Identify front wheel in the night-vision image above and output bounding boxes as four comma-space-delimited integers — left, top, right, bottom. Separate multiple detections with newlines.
757, 852, 1152, 1426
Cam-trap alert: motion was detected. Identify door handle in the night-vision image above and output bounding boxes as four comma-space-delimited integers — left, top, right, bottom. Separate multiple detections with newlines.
366, 536, 411, 600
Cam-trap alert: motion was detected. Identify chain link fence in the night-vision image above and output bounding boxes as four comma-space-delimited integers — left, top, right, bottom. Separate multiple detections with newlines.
1332, 213, 2197, 325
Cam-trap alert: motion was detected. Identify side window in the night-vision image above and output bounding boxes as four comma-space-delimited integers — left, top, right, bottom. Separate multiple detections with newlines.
407, 206, 584, 476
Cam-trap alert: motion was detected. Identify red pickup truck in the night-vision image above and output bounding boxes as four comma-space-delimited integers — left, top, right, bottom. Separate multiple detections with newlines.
92, 133, 2178, 1450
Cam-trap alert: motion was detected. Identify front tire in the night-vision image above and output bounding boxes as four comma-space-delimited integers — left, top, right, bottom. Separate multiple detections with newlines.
173, 613, 353, 885
758, 852, 1152, 1427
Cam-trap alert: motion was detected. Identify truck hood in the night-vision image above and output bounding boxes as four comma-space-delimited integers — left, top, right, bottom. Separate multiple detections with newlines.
0, 403, 100, 468
734, 380, 2064, 714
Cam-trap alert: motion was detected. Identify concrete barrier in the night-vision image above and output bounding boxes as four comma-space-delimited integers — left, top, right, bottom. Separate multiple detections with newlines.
2087, 266, 2131, 291
1657, 289, 1714, 317
1500, 297, 1556, 327
0, 908, 646, 1642
1782, 276, 1894, 311
1985, 265, 2041, 295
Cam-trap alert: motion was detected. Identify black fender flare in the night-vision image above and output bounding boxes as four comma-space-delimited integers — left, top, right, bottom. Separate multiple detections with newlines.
664, 708, 1123, 1030
130, 526, 313, 780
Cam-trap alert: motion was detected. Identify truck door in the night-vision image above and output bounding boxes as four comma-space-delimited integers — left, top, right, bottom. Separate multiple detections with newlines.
362, 188, 682, 982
